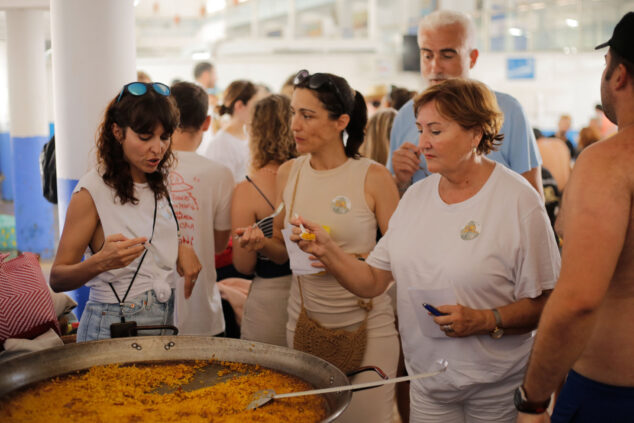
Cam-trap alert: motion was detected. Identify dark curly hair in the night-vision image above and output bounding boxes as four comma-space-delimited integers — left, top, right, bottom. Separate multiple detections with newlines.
294, 72, 367, 158
248, 94, 297, 172
413, 78, 503, 155
96, 85, 180, 204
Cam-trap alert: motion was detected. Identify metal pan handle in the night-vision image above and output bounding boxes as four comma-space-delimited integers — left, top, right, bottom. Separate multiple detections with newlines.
136, 325, 179, 335
346, 366, 388, 392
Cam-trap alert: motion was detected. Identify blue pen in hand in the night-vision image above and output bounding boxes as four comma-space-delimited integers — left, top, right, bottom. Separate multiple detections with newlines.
423, 303, 448, 316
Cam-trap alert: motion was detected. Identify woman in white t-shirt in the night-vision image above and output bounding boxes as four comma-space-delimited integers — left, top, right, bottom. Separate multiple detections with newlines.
50, 82, 189, 342
291, 79, 561, 422
202, 80, 263, 184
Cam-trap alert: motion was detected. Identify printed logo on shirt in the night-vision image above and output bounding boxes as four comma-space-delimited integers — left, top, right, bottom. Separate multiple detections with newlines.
460, 220, 480, 240
168, 171, 199, 246
159, 202, 174, 221
331, 195, 351, 214
169, 172, 194, 192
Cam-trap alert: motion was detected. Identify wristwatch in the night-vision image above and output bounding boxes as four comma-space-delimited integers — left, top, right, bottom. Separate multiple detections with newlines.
514, 385, 550, 414
489, 308, 504, 339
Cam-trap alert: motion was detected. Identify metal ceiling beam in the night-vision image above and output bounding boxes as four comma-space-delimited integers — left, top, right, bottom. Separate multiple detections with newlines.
0, 0, 49, 10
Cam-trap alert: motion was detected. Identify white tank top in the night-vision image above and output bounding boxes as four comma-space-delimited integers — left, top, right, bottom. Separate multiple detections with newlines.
74, 169, 178, 304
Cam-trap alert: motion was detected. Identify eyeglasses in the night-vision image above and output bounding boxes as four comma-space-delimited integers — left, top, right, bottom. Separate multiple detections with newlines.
116, 82, 170, 103
293, 69, 352, 114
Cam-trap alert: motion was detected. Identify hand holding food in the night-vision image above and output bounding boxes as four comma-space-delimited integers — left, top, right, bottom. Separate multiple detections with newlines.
97, 233, 147, 272
234, 225, 266, 252
289, 215, 333, 260
391, 142, 421, 185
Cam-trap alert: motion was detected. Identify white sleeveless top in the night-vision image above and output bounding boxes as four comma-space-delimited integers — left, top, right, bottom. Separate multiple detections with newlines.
74, 169, 178, 304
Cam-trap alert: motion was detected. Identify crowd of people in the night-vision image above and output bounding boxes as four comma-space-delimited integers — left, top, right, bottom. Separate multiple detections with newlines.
49, 9, 634, 423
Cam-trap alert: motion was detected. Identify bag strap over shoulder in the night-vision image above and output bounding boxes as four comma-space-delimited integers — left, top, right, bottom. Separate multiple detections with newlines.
288, 156, 307, 219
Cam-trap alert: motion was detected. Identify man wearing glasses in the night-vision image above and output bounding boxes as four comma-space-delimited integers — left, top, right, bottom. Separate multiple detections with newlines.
388, 10, 543, 198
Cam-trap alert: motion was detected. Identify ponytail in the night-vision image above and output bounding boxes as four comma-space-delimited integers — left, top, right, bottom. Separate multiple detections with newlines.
215, 103, 231, 116
216, 79, 257, 117
294, 72, 367, 159
343, 90, 368, 158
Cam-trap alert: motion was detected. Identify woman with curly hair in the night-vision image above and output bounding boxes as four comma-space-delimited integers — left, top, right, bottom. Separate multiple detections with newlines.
50, 82, 187, 342
231, 94, 297, 346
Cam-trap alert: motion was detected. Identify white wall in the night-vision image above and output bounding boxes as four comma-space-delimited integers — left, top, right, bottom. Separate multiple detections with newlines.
139, 49, 604, 134
0, 39, 9, 132
472, 52, 604, 134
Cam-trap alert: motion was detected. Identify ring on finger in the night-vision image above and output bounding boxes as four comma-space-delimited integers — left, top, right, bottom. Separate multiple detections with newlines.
441, 324, 453, 332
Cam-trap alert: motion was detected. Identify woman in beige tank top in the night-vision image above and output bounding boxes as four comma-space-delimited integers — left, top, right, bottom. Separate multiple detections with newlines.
236, 71, 400, 422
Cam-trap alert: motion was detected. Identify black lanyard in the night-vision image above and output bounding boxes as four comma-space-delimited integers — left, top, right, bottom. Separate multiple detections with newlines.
108, 194, 179, 320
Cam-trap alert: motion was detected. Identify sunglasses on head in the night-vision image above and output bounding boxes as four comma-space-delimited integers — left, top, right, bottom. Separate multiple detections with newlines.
293, 69, 352, 114
116, 82, 170, 103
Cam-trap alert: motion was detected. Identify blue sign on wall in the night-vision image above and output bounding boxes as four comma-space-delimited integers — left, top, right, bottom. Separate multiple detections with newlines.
507, 57, 535, 79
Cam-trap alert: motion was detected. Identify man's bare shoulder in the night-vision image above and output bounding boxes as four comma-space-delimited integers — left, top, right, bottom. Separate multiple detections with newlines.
558, 127, 633, 239
574, 127, 634, 185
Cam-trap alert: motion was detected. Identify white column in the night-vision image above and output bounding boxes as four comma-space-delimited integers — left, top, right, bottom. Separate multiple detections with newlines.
368, 0, 378, 41
50, 0, 136, 317
286, 0, 296, 40
250, 0, 259, 38
5, 9, 56, 256
0, 36, 13, 201
51, 0, 136, 229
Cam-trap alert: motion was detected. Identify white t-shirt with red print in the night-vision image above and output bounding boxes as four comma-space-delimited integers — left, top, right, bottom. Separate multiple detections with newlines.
170, 151, 233, 336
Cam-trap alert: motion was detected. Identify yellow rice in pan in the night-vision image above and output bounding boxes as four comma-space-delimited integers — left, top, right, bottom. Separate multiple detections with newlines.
0, 360, 327, 422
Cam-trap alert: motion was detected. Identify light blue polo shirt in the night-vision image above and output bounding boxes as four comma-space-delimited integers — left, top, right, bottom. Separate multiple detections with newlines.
387, 90, 541, 183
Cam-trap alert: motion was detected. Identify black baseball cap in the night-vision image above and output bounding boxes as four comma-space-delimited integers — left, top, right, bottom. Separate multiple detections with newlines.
595, 12, 634, 63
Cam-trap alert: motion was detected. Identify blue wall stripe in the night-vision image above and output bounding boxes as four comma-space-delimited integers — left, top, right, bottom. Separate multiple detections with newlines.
12, 136, 56, 258
57, 177, 78, 231
0, 132, 14, 201
57, 177, 89, 319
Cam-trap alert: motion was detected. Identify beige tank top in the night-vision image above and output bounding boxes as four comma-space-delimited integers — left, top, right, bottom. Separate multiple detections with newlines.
284, 155, 377, 254
283, 155, 394, 328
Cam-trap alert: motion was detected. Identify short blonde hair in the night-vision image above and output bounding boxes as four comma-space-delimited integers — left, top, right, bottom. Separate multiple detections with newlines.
360, 108, 396, 166
248, 94, 297, 171
413, 78, 503, 155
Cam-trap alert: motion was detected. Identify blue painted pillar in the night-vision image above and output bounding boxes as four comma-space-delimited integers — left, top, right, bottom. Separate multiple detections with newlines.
6, 9, 56, 258
0, 40, 13, 201
51, 0, 137, 318
0, 131, 13, 201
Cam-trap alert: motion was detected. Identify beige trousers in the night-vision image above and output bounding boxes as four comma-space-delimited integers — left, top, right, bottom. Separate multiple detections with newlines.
240, 274, 292, 347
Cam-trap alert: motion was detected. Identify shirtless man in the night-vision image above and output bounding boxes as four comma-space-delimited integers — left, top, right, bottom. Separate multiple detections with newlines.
516, 12, 634, 422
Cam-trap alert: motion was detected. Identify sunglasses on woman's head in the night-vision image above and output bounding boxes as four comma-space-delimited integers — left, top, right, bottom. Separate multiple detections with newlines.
116, 82, 170, 103
293, 69, 352, 114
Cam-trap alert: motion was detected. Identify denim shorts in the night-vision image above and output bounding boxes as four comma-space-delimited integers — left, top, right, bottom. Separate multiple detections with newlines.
77, 289, 174, 342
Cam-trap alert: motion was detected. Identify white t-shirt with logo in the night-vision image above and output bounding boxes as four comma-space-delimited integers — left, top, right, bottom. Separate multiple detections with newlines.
170, 151, 234, 336
367, 163, 560, 400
